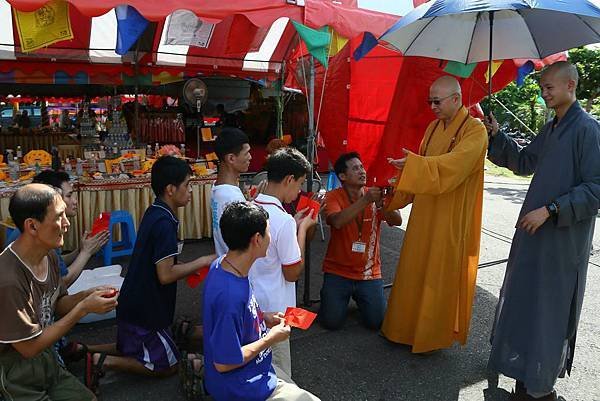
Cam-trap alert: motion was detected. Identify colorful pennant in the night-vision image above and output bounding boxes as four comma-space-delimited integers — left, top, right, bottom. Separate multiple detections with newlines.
13, 0, 74, 53
484, 60, 504, 83
443, 61, 477, 78
115, 5, 149, 55
292, 21, 331, 68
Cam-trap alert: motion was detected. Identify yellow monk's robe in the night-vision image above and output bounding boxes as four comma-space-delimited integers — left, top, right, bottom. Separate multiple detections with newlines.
381, 106, 488, 353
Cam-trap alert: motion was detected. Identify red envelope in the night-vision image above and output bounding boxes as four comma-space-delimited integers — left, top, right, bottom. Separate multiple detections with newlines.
186, 265, 210, 288
284, 307, 317, 330
89, 212, 111, 237
249, 186, 258, 199
296, 195, 320, 219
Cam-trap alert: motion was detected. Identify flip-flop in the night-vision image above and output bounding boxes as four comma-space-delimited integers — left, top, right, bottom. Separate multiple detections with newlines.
84, 352, 107, 394
172, 316, 194, 350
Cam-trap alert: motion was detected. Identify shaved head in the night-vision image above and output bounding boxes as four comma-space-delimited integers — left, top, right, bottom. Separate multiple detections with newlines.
541, 61, 579, 87
539, 61, 578, 115
431, 75, 462, 97
429, 75, 463, 122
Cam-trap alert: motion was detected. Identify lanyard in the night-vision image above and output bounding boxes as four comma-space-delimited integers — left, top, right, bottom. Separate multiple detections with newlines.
343, 187, 365, 241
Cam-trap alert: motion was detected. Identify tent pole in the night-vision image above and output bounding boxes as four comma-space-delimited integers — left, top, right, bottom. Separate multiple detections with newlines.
303, 55, 316, 307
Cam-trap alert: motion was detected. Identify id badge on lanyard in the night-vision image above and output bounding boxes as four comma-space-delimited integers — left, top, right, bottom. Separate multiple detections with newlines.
351, 241, 366, 253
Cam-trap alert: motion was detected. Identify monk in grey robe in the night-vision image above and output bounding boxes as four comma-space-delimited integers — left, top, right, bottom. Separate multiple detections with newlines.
485, 61, 600, 401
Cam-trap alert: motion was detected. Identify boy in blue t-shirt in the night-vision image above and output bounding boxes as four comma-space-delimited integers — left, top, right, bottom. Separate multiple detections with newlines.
84, 156, 216, 393
203, 201, 320, 401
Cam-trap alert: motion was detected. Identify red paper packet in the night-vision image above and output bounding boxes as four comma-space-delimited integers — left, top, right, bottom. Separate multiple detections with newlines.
284, 307, 317, 330
89, 212, 111, 237
186, 265, 210, 288
296, 195, 320, 218
249, 186, 258, 199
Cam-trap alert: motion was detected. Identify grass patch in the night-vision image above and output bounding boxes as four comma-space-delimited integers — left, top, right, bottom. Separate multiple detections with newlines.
484, 159, 532, 181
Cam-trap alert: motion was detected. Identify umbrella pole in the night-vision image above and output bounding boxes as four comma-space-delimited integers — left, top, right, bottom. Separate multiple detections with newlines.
303, 55, 315, 307
488, 11, 495, 106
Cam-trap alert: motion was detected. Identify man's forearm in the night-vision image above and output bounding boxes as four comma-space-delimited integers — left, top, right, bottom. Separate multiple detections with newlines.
62, 251, 92, 288
327, 197, 370, 229
158, 255, 215, 285
55, 291, 90, 317
61, 249, 79, 265
11, 304, 86, 358
215, 335, 276, 373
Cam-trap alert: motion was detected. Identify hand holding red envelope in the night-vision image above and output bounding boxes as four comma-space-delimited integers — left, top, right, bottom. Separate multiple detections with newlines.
296, 195, 320, 219
89, 212, 111, 238
186, 265, 210, 288
284, 307, 317, 330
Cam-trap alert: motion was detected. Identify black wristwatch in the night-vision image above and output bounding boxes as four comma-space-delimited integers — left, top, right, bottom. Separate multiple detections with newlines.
546, 201, 559, 219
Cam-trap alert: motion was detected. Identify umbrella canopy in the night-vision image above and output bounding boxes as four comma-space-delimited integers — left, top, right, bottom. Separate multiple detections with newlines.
379, 0, 600, 63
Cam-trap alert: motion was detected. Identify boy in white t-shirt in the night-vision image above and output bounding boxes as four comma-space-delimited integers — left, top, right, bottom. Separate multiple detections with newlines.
211, 128, 252, 256
250, 147, 317, 378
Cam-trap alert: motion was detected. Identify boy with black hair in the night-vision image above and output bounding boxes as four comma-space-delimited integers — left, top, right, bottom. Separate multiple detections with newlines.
211, 127, 252, 256
203, 201, 320, 401
250, 147, 317, 378
0, 184, 117, 401
32, 170, 109, 288
84, 156, 216, 393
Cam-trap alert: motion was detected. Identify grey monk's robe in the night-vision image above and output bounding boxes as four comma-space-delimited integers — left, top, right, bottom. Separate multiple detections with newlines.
487, 101, 600, 394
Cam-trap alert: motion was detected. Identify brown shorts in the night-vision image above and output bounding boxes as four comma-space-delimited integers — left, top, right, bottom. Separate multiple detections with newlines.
0, 347, 94, 401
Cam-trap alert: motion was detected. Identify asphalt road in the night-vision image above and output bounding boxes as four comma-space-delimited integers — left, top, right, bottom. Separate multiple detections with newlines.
68, 175, 600, 401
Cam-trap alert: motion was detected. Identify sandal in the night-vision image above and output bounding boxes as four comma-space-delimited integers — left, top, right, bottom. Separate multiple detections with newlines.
59, 341, 88, 363
180, 353, 205, 400
172, 316, 194, 350
84, 352, 107, 394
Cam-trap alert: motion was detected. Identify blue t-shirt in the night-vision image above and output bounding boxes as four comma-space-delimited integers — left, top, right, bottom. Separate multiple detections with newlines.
203, 258, 277, 401
117, 199, 179, 330
56, 249, 68, 277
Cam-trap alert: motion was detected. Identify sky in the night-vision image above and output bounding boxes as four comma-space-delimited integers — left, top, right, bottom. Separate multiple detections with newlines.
357, 0, 415, 16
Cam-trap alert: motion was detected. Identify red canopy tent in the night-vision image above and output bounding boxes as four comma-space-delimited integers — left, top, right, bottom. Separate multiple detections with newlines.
1, 0, 559, 183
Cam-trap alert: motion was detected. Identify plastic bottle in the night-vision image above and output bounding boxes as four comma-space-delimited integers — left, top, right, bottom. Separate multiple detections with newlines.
146, 144, 153, 158
180, 143, 186, 158
65, 157, 72, 174
155, 142, 160, 156
51, 147, 60, 171
16, 145, 22, 160
76, 158, 83, 176
113, 142, 119, 157
9, 157, 19, 181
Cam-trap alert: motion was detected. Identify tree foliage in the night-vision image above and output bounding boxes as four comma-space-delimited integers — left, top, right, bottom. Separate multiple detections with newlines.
492, 47, 600, 136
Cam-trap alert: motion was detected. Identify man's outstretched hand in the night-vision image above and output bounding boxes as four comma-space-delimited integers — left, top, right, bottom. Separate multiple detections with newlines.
387, 148, 410, 170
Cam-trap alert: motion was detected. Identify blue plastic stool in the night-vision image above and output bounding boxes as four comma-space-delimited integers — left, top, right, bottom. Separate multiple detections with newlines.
103, 210, 137, 265
4, 227, 20, 248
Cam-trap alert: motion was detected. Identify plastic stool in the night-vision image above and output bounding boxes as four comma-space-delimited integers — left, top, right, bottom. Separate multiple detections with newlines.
103, 210, 137, 265
4, 227, 20, 248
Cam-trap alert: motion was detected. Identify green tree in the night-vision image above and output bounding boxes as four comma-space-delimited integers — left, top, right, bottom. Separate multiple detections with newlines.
493, 74, 546, 137
568, 47, 600, 114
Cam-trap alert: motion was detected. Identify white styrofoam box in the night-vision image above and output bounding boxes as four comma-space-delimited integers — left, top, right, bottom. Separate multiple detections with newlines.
68, 264, 123, 323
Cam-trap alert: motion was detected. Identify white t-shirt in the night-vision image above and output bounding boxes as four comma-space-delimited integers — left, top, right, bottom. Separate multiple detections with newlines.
211, 184, 245, 256
249, 194, 301, 313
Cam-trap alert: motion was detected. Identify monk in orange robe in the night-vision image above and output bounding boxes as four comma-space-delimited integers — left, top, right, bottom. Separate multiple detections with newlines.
382, 76, 488, 353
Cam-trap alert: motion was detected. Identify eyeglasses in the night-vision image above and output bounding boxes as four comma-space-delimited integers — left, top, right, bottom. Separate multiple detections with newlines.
427, 93, 457, 106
